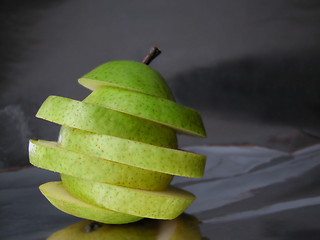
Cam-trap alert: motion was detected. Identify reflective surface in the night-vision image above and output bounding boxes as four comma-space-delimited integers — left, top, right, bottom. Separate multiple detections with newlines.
47, 214, 201, 240
1, 144, 320, 239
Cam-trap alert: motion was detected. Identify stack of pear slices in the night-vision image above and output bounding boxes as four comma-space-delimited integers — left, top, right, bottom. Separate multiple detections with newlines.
29, 52, 206, 224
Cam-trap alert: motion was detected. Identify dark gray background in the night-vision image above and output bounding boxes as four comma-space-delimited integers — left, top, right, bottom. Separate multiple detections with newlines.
1, 0, 320, 168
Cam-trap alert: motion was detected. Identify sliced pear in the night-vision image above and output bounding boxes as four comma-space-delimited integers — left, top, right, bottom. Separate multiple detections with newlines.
36, 96, 177, 148
29, 139, 173, 191
78, 60, 175, 100
40, 182, 142, 224
58, 126, 206, 178
61, 174, 195, 220
84, 86, 206, 137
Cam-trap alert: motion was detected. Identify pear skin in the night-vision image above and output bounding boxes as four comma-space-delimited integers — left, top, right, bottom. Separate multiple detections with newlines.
40, 182, 142, 224
58, 126, 206, 178
29, 139, 173, 191
61, 174, 195, 220
79, 60, 174, 100
36, 96, 177, 148
84, 86, 206, 137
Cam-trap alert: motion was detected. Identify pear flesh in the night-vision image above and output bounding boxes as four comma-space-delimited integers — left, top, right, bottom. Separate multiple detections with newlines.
40, 181, 142, 224
61, 174, 195, 220
78, 60, 175, 100
36, 96, 177, 148
59, 126, 206, 178
29, 139, 173, 191
84, 86, 206, 137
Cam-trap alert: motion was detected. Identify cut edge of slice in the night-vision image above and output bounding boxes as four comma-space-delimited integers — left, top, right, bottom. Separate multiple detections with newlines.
39, 181, 143, 224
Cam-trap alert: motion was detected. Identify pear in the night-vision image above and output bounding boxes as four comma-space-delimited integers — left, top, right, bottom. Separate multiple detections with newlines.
29, 139, 173, 191
39, 182, 142, 224
61, 174, 195, 220
47, 214, 201, 240
78, 60, 175, 100
58, 126, 206, 178
36, 95, 177, 148
84, 86, 206, 137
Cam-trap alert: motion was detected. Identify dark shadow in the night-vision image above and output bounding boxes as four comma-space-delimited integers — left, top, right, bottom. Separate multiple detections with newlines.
170, 51, 320, 128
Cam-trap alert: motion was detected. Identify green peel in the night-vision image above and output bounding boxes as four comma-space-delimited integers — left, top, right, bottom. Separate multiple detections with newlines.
36, 96, 177, 148
84, 86, 206, 137
59, 126, 206, 178
29, 139, 173, 191
79, 60, 174, 100
40, 182, 142, 224
61, 174, 195, 220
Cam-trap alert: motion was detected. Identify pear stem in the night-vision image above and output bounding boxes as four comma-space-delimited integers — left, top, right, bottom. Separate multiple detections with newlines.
142, 46, 161, 65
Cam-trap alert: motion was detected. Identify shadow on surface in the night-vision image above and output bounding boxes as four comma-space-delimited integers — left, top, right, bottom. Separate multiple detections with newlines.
171, 51, 320, 129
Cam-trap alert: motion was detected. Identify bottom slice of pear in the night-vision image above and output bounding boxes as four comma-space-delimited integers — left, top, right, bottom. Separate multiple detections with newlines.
61, 174, 195, 220
39, 181, 143, 224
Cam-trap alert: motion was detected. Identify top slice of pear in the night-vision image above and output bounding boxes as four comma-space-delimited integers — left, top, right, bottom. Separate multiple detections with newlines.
84, 86, 206, 137
78, 60, 175, 100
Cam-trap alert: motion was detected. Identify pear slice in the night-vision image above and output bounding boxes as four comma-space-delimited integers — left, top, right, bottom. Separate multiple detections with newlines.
29, 139, 173, 191
61, 174, 195, 220
78, 60, 175, 100
39, 182, 142, 224
84, 86, 206, 137
59, 126, 206, 178
36, 96, 177, 148
47, 214, 201, 240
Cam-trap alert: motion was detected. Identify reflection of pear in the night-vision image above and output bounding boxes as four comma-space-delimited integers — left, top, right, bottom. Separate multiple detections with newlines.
47, 214, 201, 240
158, 214, 202, 240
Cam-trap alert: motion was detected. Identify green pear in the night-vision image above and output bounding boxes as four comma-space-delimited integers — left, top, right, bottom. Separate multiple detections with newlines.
58, 126, 206, 178
29, 139, 173, 191
78, 60, 175, 100
83, 86, 206, 137
39, 182, 142, 224
61, 174, 195, 220
47, 214, 201, 240
36, 96, 177, 148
